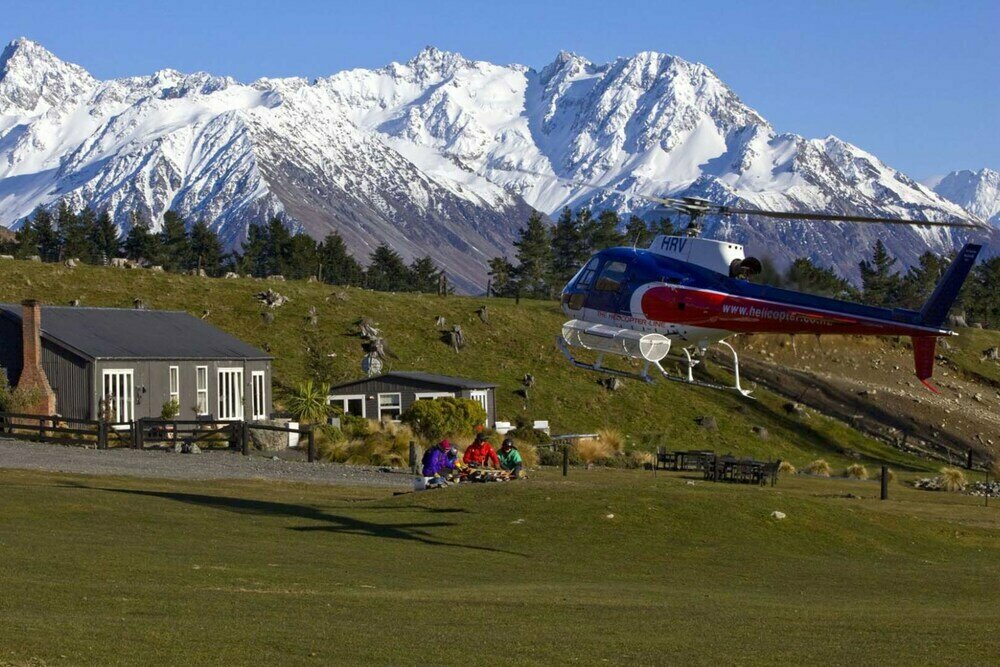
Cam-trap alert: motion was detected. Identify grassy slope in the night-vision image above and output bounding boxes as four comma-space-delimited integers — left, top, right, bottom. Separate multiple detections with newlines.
1, 468, 998, 665
0, 260, 931, 471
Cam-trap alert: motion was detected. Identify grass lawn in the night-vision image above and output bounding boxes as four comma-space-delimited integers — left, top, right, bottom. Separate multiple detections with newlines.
2, 467, 999, 665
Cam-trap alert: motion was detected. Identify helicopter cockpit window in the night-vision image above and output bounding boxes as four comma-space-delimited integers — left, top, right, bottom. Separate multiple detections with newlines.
573, 257, 600, 290
595, 261, 629, 292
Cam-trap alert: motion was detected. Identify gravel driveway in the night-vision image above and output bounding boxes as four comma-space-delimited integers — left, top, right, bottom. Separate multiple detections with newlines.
0, 438, 412, 488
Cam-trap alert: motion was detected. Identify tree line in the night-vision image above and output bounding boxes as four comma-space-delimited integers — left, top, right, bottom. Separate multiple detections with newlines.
491, 208, 1000, 329
1, 205, 446, 293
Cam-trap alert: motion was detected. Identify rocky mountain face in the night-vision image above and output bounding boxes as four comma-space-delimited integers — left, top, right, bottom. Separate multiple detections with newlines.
0, 38, 994, 291
928, 169, 1000, 227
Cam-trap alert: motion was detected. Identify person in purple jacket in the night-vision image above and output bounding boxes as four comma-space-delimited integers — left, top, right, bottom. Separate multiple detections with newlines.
421, 439, 456, 482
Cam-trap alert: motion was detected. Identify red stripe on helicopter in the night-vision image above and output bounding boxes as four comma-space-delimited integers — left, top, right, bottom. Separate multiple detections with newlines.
638, 285, 937, 336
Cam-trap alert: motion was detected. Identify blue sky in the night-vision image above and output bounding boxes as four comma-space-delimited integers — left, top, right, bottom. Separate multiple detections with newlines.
5, 0, 997, 177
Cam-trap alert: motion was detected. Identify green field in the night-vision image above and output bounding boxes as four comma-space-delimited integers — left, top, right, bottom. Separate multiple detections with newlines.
1, 467, 998, 665
0, 259, 964, 471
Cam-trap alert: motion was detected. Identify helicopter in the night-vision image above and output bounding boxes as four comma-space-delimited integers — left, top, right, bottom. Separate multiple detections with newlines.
519, 171, 988, 396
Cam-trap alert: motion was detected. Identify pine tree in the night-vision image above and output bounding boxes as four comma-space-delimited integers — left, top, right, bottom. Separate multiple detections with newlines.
859, 239, 902, 307
549, 207, 587, 288
87, 210, 120, 264
14, 210, 40, 259
488, 256, 518, 297
410, 255, 442, 293
122, 213, 160, 265
58, 202, 90, 261
785, 258, 858, 299
189, 220, 224, 276
317, 232, 364, 286
965, 258, 1000, 328
238, 223, 269, 277
624, 215, 654, 247
158, 210, 191, 271
34, 207, 62, 262
366, 244, 412, 292
513, 211, 553, 298
285, 234, 319, 280
586, 210, 624, 251
654, 217, 679, 237
898, 251, 948, 309
263, 217, 293, 276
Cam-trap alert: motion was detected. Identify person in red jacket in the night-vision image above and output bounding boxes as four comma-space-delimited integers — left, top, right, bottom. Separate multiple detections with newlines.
463, 432, 500, 468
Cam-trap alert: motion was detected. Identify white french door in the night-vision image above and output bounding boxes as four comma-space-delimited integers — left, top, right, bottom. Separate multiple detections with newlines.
251, 371, 266, 421
217, 368, 244, 421
102, 369, 134, 423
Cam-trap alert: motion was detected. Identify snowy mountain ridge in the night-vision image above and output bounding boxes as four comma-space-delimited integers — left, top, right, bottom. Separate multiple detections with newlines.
0, 37, 993, 290
929, 169, 1000, 227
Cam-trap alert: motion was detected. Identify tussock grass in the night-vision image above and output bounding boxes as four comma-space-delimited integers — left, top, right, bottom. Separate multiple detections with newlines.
512, 440, 539, 469
575, 437, 615, 464
939, 467, 967, 492
778, 461, 797, 475
597, 428, 626, 453
845, 464, 869, 480
805, 459, 832, 477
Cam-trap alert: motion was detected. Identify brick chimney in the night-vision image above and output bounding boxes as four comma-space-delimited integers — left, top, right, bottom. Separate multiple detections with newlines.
16, 299, 57, 415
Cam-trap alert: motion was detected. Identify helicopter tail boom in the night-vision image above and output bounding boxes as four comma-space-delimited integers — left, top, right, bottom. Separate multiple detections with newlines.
918, 243, 982, 328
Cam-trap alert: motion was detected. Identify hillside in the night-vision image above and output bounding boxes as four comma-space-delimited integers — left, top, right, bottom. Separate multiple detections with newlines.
2, 258, 998, 469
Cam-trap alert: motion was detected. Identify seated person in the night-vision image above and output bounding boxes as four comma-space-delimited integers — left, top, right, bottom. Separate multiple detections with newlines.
498, 438, 523, 478
421, 439, 457, 483
463, 432, 500, 468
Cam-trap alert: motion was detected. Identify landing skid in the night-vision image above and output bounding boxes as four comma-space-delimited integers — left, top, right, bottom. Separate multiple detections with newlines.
556, 336, 753, 397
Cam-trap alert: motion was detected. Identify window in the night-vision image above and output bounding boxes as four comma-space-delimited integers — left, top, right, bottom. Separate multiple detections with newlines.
595, 261, 629, 292
195, 366, 209, 415
329, 394, 366, 419
413, 392, 454, 400
168, 366, 180, 406
217, 368, 244, 421
572, 257, 600, 290
102, 369, 134, 424
251, 371, 267, 421
377, 393, 402, 421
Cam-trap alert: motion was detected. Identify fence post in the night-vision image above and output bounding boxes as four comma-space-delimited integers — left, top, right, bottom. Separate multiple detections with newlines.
241, 421, 249, 456
98, 421, 107, 450
880, 466, 889, 501
967, 449, 974, 470
307, 426, 316, 463
135, 419, 144, 450
562, 444, 569, 477
409, 441, 417, 475
36, 417, 44, 443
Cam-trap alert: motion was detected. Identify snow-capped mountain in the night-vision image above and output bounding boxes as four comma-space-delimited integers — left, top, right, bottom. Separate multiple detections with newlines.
0, 38, 993, 290
927, 169, 1000, 227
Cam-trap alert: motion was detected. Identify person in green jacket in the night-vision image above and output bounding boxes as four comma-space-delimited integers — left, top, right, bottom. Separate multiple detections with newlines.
498, 438, 523, 478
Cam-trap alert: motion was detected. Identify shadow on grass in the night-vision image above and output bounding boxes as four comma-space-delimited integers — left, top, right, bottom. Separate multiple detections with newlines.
70, 484, 525, 556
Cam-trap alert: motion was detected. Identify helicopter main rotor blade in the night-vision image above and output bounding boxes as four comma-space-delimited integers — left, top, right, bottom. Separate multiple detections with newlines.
720, 206, 984, 229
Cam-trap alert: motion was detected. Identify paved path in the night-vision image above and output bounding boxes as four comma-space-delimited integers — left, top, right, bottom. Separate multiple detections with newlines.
0, 439, 411, 488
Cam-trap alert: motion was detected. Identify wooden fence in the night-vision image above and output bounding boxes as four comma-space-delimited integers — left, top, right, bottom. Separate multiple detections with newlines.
0, 412, 316, 460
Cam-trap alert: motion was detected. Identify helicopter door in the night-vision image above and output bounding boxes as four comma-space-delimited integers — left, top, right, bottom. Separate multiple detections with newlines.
586, 260, 631, 313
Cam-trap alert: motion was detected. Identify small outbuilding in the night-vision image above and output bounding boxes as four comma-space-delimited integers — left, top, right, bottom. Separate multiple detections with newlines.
0, 300, 273, 422
327, 371, 497, 426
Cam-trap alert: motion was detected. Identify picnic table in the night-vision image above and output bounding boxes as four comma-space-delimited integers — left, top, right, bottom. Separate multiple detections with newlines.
704, 455, 781, 486
655, 448, 715, 472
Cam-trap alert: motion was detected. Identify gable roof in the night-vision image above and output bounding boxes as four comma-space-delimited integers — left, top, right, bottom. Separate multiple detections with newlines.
0, 304, 271, 361
329, 371, 497, 391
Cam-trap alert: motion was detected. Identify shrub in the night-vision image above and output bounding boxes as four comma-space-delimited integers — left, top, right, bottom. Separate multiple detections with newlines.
0, 372, 43, 413
845, 464, 869, 480
505, 426, 551, 445
778, 461, 796, 475
284, 380, 331, 424
402, 397, 486, 442
160, 399, 180, 420
575, 437, 614, 464
538, 445, 583, 467
939, 467, 966, 492
597, 427, 626, 453
805, 459, 832, 477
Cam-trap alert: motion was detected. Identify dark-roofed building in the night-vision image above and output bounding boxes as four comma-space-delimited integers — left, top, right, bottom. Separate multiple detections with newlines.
0, 301, 272, 422
327, 371, 497, 427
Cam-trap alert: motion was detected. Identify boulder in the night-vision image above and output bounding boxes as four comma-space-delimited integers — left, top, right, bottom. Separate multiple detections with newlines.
28, 255, 41, 262
268, 274, 286, 281
65, 259, 78, 268
696, 415, 718, 431
223, 272, 239, 279
149, 265, 164, 272
0, 254, 13, 260
248, 418, 293, 451
751, 426, 769, 439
